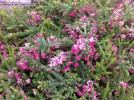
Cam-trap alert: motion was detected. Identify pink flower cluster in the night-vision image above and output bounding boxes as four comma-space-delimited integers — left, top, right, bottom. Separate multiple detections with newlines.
20, 47, 40, 60
26, 78, 31, 84
8, 70, 31, 85
16, 59, 33, 70
17, 46, 43, 71
61, 59, 73, 73
108, 1, 128, 28
63, 27, 78, 40
70, 10, 77, 17
120, 82, 128, 87
0, 44, 5, 51
0, 40, 8, 59
28, 11, 41, 25
128, 68, 134, 74
79, 4, 96, 16
112, 45, 118, 54
72, 36, 95, 55
80, 15, 88, 21
8, 70, 22, 84
77, 80, 97, 99
15, 72, 23, 84
8, 70, 14, 77
46, 36, 60, 49
71, 38, 87, 55
48, 51, 70, 67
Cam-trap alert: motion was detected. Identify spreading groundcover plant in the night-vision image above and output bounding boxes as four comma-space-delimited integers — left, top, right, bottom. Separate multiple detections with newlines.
0, 0, 134, 99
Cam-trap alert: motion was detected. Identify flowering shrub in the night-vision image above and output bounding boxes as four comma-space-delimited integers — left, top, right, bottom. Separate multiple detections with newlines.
0, 0, 134, 99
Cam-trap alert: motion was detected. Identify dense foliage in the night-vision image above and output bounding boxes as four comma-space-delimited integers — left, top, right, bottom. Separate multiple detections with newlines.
0, 0, 134, 99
